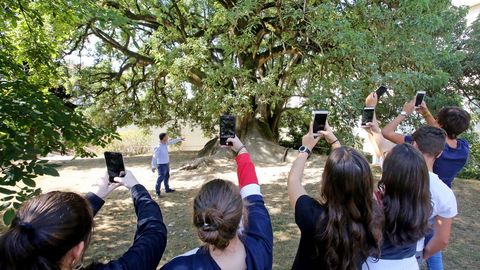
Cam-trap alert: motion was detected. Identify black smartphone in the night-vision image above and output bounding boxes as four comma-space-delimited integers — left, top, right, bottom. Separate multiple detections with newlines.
220, 115, 236, 146
312, 110, 328, 135
104, 152, 125, 182
376, 86, 388, 98
361, 107, 375, 127
415, 91, 426, 107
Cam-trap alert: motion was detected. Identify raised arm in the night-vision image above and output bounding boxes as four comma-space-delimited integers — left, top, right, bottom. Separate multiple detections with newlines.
288, 123, 323, 209
99, 171, 167, 270
417, 101, 440, 127
167, 137, 184, 145
381, 100, 415, 144
86, 173, 122, 216
227, 136, 273, 268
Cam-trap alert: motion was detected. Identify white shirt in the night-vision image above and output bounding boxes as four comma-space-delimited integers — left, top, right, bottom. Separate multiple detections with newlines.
416, 171, 458, 251
151, 138, 182, 167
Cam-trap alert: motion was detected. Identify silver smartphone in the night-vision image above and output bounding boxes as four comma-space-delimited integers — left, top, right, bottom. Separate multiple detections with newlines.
361, 107, 375, 127
415, 91, 426, 107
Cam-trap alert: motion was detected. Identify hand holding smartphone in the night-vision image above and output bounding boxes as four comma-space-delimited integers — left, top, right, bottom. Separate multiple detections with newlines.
104, 152, 125, 182
220, 115, 236, 146
312, 110, 328, 136
361, 107, 375, 127
375, 86, 388, 98
414, 91, 426, 108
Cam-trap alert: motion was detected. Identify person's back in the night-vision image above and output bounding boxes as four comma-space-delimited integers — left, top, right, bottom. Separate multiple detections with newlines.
161, 137, 273, 270
363, 144, 432, 270
288, 124, 382, 270
0, 171, 167, 270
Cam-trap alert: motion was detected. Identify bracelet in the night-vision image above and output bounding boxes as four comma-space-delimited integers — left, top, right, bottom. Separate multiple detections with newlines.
329, 139, 339, 145
236, 145, 246, 155
422, 111, 432, 117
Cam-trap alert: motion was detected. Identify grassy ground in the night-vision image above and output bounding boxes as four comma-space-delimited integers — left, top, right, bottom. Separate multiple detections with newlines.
1, 152, 479, 269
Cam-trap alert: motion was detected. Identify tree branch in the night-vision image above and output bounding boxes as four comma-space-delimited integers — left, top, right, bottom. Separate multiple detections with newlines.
89, 25, 154, 64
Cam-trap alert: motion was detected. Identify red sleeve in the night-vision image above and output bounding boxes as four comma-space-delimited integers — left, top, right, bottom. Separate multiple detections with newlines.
235, 153, 259, 188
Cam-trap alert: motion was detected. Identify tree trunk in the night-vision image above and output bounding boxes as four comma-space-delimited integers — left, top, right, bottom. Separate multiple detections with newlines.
195, 118, 293, 164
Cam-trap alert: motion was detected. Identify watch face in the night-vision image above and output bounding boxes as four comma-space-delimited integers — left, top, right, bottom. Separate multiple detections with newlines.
299, 146, 306, 152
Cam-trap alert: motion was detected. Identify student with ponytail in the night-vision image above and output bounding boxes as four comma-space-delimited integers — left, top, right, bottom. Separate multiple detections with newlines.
0, 170, 167, 270
161, 136, 273, 270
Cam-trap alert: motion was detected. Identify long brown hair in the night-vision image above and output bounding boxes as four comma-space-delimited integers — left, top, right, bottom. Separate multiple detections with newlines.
379, 143, 432, 245
193, 179, 244, 250
0, 191, 93, 270
318, 147, 383, 270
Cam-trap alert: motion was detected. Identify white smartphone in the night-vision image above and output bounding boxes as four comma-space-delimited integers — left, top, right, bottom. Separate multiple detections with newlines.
361, 107, 375, 127
312, 110, 328, 135
414, 91, 426, 108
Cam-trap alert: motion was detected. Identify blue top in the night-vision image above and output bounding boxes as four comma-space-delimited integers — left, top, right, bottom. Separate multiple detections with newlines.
85, 184, 168, 270
405, 136, 469, 187
161, 194, 273, 270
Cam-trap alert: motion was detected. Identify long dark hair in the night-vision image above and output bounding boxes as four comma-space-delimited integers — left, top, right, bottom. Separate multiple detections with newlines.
0, 191, 93, 270
317, 146, 383, 270
193, 179, 245, 250
379, 143, 431, 246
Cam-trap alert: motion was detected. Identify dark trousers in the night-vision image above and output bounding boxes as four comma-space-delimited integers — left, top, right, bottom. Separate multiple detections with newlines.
155, 163, 170, 195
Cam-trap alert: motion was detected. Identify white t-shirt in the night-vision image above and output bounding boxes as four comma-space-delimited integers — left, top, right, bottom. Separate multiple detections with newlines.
429, 171, 458, 220
416, 172, 458, 251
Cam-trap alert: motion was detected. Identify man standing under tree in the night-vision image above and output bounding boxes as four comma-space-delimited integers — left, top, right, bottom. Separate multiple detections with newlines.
151, 133, 184, 197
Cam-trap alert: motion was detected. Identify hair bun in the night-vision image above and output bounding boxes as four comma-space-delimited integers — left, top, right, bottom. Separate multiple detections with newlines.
17, 221, 36, 240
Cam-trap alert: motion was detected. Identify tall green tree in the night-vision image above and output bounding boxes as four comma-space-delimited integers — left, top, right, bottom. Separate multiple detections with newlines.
0, 0, 117, 224
64, 0, 467, 154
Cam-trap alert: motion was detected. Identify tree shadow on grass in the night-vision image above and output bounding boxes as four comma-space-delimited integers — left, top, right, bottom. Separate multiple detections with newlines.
2, 153, 479, 270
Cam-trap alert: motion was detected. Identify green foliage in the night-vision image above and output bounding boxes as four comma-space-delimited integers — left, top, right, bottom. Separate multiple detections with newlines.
59, 0, 469, 144
0, 0, 118, 225
453, 13, 480, 110
458, 131, 480, 180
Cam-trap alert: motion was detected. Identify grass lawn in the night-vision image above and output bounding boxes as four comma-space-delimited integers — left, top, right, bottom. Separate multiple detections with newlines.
1, 152, 479, 269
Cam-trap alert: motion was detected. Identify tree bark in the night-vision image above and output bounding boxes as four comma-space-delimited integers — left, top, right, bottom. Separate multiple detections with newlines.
195, 118, 293, 164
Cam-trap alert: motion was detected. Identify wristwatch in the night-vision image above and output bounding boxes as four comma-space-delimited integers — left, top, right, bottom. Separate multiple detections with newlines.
400, 111, 409, 117
298, 146, 311, 156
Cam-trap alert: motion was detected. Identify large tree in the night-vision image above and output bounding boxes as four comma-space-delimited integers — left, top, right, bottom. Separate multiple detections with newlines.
63, 0, 468, 157
66, 1, 468, 133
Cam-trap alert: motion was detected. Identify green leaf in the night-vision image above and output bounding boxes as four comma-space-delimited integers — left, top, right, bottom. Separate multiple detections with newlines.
22, 178, 36, 187
0, 187, 16, 195
43, 166, 60, 176
3, 208, 15, 225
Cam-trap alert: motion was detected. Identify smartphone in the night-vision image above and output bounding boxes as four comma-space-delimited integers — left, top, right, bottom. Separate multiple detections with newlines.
415, 91, 426, 107
220, 115, 236, 146
104, 152, 125, 182
376, 86, 388, 98
361, 107, 375, 127
312, 110, 328, 135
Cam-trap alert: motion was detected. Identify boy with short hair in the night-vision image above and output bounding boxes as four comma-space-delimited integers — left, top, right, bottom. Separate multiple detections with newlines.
151, 133, 184, 197
411, 126, 458, 270
382, 100, 470, 188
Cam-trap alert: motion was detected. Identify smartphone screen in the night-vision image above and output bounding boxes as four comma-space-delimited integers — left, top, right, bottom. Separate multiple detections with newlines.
415, 91, 426, 107
220, 115, 236, 145
104, 152, 125, 182
376, 86, 387, 98
312, 111, 328, 134
361, 107, 375, 127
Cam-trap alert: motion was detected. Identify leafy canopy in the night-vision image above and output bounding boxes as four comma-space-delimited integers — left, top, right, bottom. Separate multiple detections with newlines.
64, 0, 469, 146
0, 0, 117, 224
